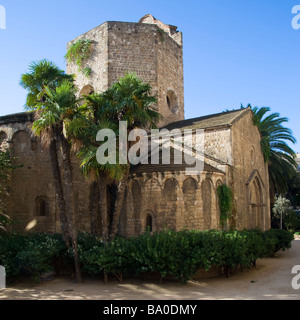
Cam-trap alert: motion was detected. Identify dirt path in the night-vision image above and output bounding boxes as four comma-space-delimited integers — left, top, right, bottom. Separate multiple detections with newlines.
1, 240, 300, 300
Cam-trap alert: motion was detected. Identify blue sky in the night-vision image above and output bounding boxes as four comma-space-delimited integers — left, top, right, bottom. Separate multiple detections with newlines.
0, 0, 299, 150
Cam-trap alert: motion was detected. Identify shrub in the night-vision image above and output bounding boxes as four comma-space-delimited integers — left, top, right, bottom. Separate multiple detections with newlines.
264, 229, 294, 256
0, 228, 295, 283
129, 230, 207, 283
0, 233, 65, 280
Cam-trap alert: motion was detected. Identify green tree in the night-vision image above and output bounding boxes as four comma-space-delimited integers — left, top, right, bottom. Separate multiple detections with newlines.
32, 81, 82, 282
286, 171, 300, 208
68, 94, 124, 240
272, 195, 292, 229
251, 106, 297, 195
105, 73, 161, 240
20, 59, 74, 109
20, 61, 82, 282
71, 73, 161, 242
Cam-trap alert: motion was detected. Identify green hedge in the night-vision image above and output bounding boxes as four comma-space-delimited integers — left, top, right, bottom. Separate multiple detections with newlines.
0, 233, 65, 279
0, 229, 294, 283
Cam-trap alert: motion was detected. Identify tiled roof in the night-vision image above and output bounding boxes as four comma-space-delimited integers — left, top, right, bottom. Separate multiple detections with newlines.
163, 107, 251, 131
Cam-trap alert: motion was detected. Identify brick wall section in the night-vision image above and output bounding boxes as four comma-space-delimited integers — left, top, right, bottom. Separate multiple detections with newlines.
230, 110, 270, 231
66, 19, 184, 127
156, 26, 184, 125
67, 23, 109, 93
120, 170, 225, 238
0, 116, 91, 234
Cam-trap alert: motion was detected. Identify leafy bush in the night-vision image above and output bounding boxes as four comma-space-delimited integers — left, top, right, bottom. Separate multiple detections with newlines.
264, 229, 294, 255
0, 228, 294, 283
0, 233, 66, 280
284, 210, 300, 232
129, 230, 207, 283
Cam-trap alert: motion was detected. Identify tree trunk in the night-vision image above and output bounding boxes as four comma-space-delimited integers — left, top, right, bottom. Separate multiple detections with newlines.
99, 176, 108, 242
61, 135, 82, 282
99, 176, 109, 283
90, 181, 99, 235
109, 173, 129, 241
49, 138, 70, 248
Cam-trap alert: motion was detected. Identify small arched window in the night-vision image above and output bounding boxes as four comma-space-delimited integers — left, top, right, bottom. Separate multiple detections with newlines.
145, 214, 153, 232
35, 196, 49, 217
166, 90, 179, 115
80, 85, 94, 97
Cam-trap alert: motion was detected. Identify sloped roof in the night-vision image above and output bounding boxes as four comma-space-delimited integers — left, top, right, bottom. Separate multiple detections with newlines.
130, 146, 224, 175
163, 107, 251, 131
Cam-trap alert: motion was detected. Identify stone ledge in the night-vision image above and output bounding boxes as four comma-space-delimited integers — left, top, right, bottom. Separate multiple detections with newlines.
0, 112, 34, 125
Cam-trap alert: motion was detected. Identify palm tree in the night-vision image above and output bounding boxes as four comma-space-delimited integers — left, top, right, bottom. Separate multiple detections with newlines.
68, 91, 124, 284
68, 92, 124, 240
71, 73, 161, 242
20, 61, 82, 281
20, 59, 74, 109
20, 60, 73, 245
106, 73, 161, 240
32, 81, 82, 282
252, 106, 297, 195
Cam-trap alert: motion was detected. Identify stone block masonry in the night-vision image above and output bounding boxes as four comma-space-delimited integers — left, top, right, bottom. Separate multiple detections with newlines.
67, 15, 184, 127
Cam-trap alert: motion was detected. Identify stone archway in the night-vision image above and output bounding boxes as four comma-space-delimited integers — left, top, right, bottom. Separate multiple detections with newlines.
161, 178, 179, 230
182, 177, 198, 228
247, 171, 265, 229
201, 178, 214, 229
143, 209, 156, 233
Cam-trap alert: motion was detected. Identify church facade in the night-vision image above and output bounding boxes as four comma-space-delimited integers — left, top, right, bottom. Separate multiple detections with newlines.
0, 15, 271, 235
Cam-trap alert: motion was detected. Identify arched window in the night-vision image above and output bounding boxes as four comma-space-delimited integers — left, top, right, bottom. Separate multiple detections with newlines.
166, 90, 179, 115
35, 196, 49, 217
145, 214, 153, 232
201, 178, 213, 228
80, 85, 94, 97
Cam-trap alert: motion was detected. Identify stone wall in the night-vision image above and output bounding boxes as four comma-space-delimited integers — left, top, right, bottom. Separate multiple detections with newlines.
66, 18, 184, 127
119, 170, 225, 238
0, 114, 91, 234
66, 22, 109, 94
230, 110, 270, 231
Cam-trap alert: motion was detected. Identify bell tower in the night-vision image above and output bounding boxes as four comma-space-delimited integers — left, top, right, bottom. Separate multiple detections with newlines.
66, 14, 184, 126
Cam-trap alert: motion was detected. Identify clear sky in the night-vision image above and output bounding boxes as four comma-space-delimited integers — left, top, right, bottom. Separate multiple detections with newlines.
0, 0, 299, 150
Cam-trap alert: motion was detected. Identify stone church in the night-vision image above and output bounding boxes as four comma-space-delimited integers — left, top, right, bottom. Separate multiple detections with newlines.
0, 15, 270, 236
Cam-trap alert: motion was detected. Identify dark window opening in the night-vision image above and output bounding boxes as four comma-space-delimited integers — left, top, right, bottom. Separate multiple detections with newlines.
166, 96, 171, 109
145, 215, 153, 232
166, 90, 179, 115
35, 197, 49, 217
39, 200, 46, 217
